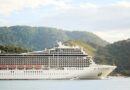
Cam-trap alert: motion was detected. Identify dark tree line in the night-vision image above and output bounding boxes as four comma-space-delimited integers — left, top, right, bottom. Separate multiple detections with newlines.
0, 45, 31, 54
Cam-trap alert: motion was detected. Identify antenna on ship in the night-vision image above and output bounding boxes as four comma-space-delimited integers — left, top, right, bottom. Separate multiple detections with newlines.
57, 41, 64, 47
57, 41, 62, 46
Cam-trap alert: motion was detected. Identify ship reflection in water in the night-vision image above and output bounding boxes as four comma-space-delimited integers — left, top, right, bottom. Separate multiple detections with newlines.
0, 77, 129, 90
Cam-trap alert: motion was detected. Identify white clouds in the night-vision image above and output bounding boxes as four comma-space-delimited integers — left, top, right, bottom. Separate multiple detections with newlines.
0, 19, 10, 26
80, 3, 98, 8
0, 0, 43, 15
0, 0, 70, 15
113, 1, 130, 8
39, 1, 130, 30
93, 29, 130, 43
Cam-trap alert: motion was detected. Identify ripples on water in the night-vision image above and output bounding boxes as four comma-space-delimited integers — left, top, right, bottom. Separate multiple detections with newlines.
0, 77, 130, 90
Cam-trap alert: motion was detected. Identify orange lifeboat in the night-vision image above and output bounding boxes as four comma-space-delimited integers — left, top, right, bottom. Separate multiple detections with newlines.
25, 65, 33, 69
34, 65, 42, 69
8, 65, 16, 69
17, 65, 24, 69
0, 65, 7, 69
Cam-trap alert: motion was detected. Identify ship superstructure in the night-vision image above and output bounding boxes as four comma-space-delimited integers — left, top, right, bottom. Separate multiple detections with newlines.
0, 42, 116, 79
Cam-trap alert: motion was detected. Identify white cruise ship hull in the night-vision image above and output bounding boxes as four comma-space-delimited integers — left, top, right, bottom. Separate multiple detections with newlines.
0, 65, 116, 80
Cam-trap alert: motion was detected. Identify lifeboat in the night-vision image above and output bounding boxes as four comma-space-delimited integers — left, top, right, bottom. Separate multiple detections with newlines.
8, 65, 16, 69
17, 65, 24, 69
0, 65, 7, 69
34, 65, 42, 69
25, 65, 33, 69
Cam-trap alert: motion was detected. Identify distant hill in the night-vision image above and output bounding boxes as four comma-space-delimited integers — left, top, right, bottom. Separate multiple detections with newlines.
0, 26, 108, 50
65, 31, 108, 47
95, 39, 130, 76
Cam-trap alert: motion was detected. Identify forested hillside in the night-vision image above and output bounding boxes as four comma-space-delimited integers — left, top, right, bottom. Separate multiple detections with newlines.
0, 26, 108, 50
95, 39, 130, 76
0, 45, 31, 54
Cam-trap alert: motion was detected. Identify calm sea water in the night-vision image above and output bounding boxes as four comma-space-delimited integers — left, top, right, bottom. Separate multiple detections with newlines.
0, 77, 130, 90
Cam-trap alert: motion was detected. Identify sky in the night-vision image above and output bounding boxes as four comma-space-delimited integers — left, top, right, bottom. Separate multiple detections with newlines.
0, 0, 130, 43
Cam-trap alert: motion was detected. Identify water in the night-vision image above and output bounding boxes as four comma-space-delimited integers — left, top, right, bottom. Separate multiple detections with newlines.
0, 77, 130, 90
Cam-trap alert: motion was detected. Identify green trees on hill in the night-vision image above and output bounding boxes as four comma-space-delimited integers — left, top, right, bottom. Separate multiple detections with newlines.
0, 45, 31, 54
95, 39, 130, 76
0, 26, 108, 50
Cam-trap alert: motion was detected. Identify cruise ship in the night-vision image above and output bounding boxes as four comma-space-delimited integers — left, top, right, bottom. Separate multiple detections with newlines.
0, 42, 116, 80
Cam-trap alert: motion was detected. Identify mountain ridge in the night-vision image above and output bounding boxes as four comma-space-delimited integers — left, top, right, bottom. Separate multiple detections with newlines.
0, 26, 108, 50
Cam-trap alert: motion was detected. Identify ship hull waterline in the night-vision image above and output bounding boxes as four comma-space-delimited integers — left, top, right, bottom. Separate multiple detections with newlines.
0, 65, 116, 80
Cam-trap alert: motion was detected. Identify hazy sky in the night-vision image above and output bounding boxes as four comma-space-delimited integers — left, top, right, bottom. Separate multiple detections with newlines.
0, 0, 130, 43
